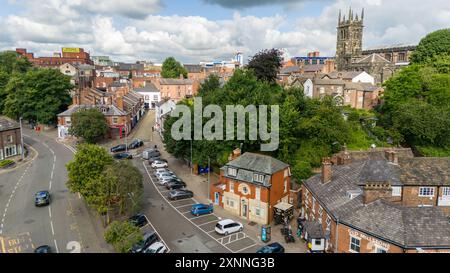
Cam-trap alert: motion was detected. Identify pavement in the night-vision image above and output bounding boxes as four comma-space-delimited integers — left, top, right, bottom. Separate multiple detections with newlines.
130, 110, 308, 253
0, 128, 112, 253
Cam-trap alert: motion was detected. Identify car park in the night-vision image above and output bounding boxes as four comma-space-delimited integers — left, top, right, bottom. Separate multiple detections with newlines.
215, 219, 243, 236
191, 204, 213, 216
256, 242, 285, 253
165, 180, 186, 190
128, 139, 144, 149
151, 160, 168, 169
129, 213, 148, 228
143, 242, 167, 253
34, 245, 52, 253
168, 190, 194, 200
113, 153, 133, 160
35, 191, 50, 207
130, 230, 158, 253
111, 144, 127, 153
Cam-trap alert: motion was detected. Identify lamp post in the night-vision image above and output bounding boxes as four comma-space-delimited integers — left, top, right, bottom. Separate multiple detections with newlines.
19, 117, 24, 160
190, 139, 193, 174
207, 156, 211, 202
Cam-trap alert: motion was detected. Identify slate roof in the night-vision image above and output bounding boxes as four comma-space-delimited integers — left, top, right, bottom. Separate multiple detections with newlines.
302, 221, 325, 238
134, 83, 159, 93
325, 71, 364, 79
313, 78, 346, 85
0, 116, 20, 132
159, 78, 194, 85
304, 151, 450, 248
57, 104, 127, 117
280, 66, 301, 74
303, 64, 324, 73
354, 53, 391, 64
184, 64, 202, 73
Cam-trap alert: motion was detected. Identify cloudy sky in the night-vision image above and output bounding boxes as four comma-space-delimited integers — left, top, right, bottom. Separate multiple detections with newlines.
1, 0, 449, 63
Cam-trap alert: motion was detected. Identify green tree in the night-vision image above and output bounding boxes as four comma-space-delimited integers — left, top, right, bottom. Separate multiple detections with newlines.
161, 57, 188, 79
197, 74, 221, 97
104, 221, 142, 253
69, 108, 108, 143
66, 144, 114, 195
247, 48, 283, 83
411, 29, 450, 64
0, 51, 32, 74
3, 68, 72, 124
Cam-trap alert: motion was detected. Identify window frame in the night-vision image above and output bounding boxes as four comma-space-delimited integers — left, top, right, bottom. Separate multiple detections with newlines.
419, 187, 435, 197
349, 236, 361, 253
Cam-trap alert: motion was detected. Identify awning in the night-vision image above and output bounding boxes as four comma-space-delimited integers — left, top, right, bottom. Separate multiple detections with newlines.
274, 202, 293, 211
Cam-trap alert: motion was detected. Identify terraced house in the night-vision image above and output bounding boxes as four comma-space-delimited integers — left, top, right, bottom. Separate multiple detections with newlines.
299, 148, 450, 253
0, 117, 22, 161
211, 151, 292, 225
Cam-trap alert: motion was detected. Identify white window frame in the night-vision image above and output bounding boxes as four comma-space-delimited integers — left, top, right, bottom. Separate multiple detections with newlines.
255, 207, 261, 216
229, 182, 234, 192
253, 173, 264, 183
112, 117, 118, 124
255, 187, 261, 201
375, 245, 388, 253
442, 187, 450, 197
392, 186, 402, 197
349, 236, 361, 253
227, 168, 237, 177
284, 179, 288, 193
419, 187, 435, 197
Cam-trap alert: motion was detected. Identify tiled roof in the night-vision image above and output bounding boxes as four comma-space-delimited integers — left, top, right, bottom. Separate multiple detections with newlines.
325, 71, 364, 79
280, 66, 301, 74
159, 78, 193, 85
134, 83, 159, 93
184, 64, 202, 73
354, 53, 391, 64
304, 151, 450, 248
313, 78, 346, 85
303, 64, 325, 72
58, 104, 127, 117
0, 116, 20, 132
224, 152, 289, 177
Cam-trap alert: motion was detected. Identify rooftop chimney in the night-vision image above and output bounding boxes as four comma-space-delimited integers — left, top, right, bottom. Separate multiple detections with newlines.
321, 157, 332, 184
385, 150, 399, 164
179, 74, 184, 80
363, 181, 392, 204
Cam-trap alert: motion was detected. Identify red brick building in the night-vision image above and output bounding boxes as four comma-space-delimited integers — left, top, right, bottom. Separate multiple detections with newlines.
211, 151, 292, 225
300, 148, 450, 253
16, 48, 93, 68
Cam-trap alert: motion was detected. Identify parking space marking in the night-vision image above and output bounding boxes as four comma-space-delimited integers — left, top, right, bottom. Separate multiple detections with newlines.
236, 243, 258, 253
174, 203, 196, 209
142, 215, 171, 253
197, 219, 219, 227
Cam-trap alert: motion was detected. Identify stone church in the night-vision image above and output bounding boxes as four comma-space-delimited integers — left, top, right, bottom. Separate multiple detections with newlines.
335, 8, 416, 84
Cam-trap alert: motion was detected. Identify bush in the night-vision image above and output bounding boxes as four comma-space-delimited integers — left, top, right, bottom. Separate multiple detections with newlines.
292, 161, 312, 183
0, 159, 14, 168
104, 221, 142, 253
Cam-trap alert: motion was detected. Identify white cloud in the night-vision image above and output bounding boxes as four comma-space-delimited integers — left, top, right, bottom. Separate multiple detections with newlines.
1, 0, 449, 63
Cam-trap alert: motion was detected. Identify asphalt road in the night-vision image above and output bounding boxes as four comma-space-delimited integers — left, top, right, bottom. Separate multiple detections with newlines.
133, 159, 231, 253
0, 129, 95, 253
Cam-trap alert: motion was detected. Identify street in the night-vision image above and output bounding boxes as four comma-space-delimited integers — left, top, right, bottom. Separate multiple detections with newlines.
0, 129, 107, 253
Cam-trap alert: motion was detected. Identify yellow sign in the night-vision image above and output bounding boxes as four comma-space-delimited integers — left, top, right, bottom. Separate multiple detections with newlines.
62, 47, 80, 53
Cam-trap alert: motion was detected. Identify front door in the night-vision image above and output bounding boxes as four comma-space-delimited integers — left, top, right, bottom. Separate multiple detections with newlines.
242, 203, 248, 218
214, 192, 220, 205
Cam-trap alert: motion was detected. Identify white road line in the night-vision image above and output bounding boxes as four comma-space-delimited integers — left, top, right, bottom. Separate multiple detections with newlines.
142, 162, 235, 253
50, 221, 55, 235
169, 198, 196, 204
54, 239, 59, 253
143, 215, 171, 253
235, 243, 258, 253
174, 203, 196, 209
48, 207, 52, 219
189, 214, 215, 220
196, 219, 219, 226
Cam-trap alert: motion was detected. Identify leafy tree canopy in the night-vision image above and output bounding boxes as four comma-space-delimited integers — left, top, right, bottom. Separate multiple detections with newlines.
411, 29, 450, 64
69, 108, 109, 143
247, 48, 283, 83
104, 220, 142, 253
161, 57, 188, 79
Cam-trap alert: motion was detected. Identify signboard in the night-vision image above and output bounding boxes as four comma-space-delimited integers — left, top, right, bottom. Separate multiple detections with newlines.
62, 47, 80, 53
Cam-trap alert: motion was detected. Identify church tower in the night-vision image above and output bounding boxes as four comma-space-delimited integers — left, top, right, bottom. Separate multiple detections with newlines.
336, 7, 364, 71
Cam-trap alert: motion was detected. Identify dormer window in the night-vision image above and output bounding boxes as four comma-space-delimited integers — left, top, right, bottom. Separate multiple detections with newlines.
227, 167, 237, 177
253, 173, 264, 183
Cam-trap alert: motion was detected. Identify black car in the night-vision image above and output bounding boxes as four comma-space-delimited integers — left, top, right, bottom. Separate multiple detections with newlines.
130, 231, 158, 253
128, 139, 144, 149
111, 144, 127, 153
129, 213, 148, 228
35, 191, 50, 207
34, 245, 52, 253
113, 153, 133, 160
168, 190, 194, 200
256, 242, 285, 253
165, 181, 187, 190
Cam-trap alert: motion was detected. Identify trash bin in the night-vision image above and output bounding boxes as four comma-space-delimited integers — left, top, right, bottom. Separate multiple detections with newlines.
261, 225, 271, 243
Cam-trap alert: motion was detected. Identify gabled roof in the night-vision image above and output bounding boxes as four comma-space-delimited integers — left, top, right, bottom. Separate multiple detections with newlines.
184, 64, 202, 73
58, 104, 127, 117
225, 152, 289, 175
134, 82, 160, 93
354, 53, 391, 64
0, 116, 20, 132
325, 71, 366, 79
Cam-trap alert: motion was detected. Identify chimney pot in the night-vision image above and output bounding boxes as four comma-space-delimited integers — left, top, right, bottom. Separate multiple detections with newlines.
321, 157, 332, 183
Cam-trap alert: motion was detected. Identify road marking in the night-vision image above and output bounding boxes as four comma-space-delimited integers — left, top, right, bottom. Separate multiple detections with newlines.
54, 239, 59, 253
236, 243, 258, 253
174, 203, 196, 209
142, 162, 235, 253
0, 237, 5, 253
197, 219, 219, 226
48, 207, 52, 219
50, 221, 55, 235
142, 215, 171, 253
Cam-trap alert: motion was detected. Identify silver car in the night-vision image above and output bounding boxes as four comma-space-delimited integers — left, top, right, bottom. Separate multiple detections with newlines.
157, 172, 177, 181
154, 168, 173, 176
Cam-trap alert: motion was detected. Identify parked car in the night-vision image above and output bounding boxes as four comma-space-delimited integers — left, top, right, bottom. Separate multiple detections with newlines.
34, 245, 52, 253
165, 181, 186, 190
128, 139, 144, 149
113, 153, 133, 160
215, 219, 243, 235
130, 230, 158, 253
158, 177, 182, 186
151, 161, 168, 169
35, 191, 50, 207
129, 213, 148, 228
154, 168, 174, 176
156, 172, 177, 181
256, 242, 285, 253
143, 242, 167, 253
148, 157, 167, 164
168, 190, 194, 200
191, 204, 213, 216
142, 149, 160, 160
111, 144, 127, 153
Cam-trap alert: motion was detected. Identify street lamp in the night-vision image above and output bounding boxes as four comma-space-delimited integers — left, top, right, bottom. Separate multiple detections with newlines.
207, 156, 211, 202
190, 139, 193, 174
19, 117, 24, 160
